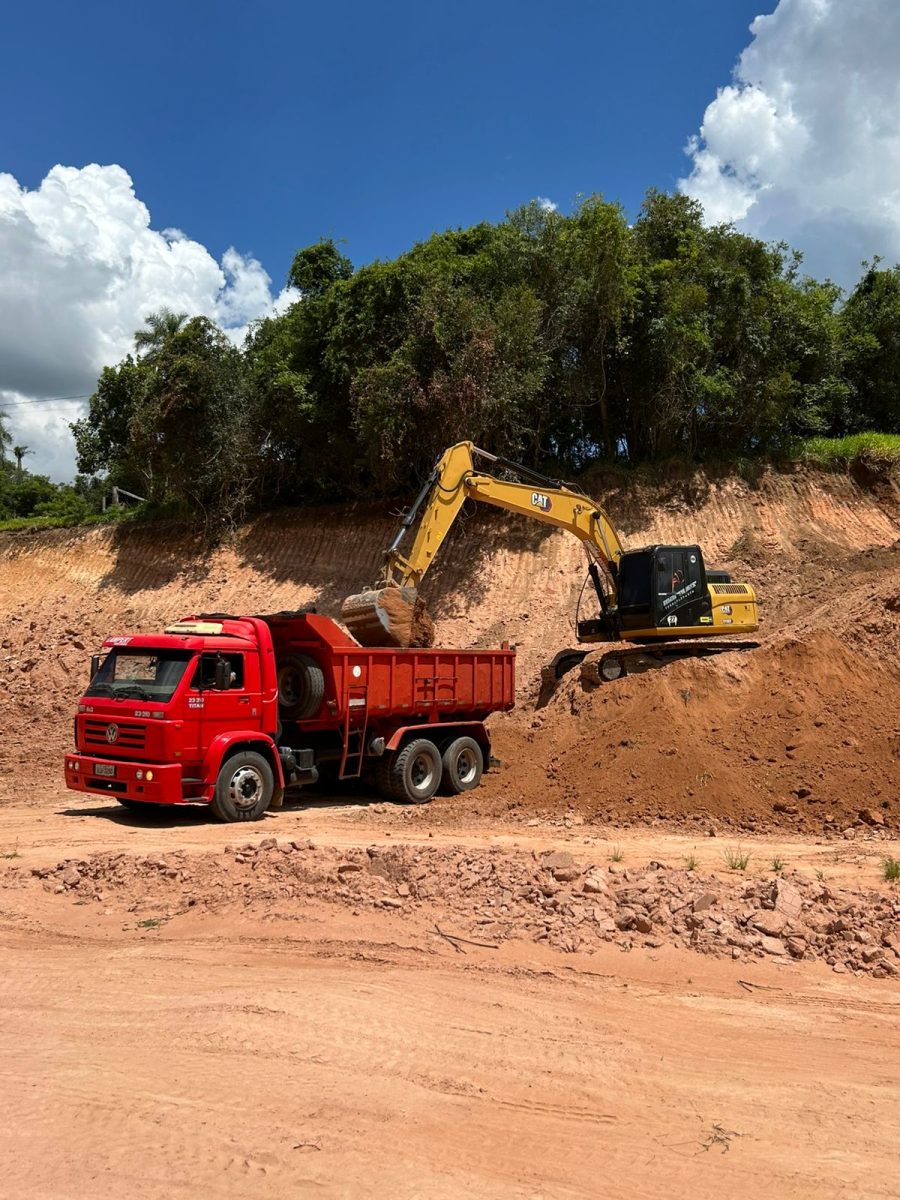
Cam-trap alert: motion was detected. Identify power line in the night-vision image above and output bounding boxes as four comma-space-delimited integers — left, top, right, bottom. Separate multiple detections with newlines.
0, 393, 91, 408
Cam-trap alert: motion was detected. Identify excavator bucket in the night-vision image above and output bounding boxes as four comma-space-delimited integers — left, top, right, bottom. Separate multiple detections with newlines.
340, 585, 436, 649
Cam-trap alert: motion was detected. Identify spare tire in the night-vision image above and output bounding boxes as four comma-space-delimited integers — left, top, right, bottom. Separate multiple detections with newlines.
277, 654, 325, 720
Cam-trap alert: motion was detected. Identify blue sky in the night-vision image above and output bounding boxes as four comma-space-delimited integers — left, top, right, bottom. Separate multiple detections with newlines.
2, 0, 767, 281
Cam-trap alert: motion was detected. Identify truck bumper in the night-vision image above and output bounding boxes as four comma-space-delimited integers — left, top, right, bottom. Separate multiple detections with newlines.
63, 754, 196, 806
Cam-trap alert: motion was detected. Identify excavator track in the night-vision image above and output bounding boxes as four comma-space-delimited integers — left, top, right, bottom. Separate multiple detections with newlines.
545, 641, 760, 685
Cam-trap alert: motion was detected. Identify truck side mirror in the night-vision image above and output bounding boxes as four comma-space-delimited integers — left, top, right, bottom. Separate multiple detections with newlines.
90, 654, 100, 682
214, 659, 230, 691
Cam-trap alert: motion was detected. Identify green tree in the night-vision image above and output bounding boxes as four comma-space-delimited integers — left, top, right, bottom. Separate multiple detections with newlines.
288, 239, 353, 296
12, 445, 32, 481
134, 308, 189, 361
74, 314, 253, 523
840, 264, 900, 433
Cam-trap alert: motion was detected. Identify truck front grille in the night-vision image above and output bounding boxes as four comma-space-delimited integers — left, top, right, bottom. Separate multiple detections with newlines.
84, 719, 147, 751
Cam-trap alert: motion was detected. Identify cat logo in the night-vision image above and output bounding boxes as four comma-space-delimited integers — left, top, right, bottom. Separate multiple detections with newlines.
531, 492, 552, 512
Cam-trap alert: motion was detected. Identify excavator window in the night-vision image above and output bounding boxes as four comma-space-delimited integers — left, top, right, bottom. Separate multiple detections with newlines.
617, 551, 653, 630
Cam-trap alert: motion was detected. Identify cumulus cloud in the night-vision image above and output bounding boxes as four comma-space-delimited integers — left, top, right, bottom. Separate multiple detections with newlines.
536, 196, 559, 213
0, 164, 298, 480
680, 0, 900, 286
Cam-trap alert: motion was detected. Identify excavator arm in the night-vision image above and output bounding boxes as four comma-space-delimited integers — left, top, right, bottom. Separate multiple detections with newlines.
383, 442, 625, 588
341, 440, 759, 652
342, 442, 626, 647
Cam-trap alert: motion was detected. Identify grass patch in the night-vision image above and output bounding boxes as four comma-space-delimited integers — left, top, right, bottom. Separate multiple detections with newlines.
883, 857, 900, 883
684, 854, 699, 872
0, 509, 127, 534
608, 844, 624, 863
723, 846, 750, 872
771, 857, 785, 874
0, 845, 20, 860
135, 916, 169, 929
795, 432, 900, 472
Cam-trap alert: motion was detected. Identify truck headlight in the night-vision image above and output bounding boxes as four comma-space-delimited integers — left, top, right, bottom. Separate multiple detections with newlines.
146, 770, 154, 782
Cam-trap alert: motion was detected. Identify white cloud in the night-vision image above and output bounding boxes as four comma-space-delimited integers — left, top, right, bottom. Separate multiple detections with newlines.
0, 164, 299, 481
680, 0, 900, 286
536, 196, 558, 213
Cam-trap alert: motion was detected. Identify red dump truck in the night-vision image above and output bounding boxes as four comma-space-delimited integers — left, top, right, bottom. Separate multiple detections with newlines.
64, 610, 515, 821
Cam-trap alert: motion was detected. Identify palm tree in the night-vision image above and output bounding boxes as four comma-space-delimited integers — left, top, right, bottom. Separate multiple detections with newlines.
12, 445, 32, 480
134, 308, 189, 361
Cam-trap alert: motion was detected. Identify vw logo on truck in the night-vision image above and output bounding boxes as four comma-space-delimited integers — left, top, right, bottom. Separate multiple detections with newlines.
105, 724, 119, 745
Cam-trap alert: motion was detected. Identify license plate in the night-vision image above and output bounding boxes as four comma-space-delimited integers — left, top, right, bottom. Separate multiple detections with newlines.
94, 763, 116, 777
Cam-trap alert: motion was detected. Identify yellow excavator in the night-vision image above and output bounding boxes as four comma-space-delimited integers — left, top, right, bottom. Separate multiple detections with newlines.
341, 441, 759, 681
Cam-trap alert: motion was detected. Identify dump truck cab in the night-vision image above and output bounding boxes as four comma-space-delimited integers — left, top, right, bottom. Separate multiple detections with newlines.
65, 611, 515, 820
67, 617, 284, 816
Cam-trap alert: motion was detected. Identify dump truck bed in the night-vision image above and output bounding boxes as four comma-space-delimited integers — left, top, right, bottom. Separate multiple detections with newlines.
264, 611, 515, 726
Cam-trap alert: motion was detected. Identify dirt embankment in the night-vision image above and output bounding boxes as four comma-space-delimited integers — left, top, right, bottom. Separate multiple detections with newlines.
1, 463, 898, 833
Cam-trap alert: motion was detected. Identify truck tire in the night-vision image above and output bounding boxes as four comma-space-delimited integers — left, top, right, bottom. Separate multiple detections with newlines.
388, 738, 441, 805
210, 751, 274, 822
440, 736, 483, 794
277, 654, 325, 720
375, 753, 398, 800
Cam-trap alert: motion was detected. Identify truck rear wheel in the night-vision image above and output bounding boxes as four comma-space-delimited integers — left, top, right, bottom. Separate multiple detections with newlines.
277, 654, 325, 720
210, 751, 273, 822
374, 753, 397, 800
440, 736, 483, 794
388, 738, 441, 805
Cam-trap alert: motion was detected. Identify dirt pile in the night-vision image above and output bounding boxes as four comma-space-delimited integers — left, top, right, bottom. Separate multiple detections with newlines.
485, 615, 900, 835
15, 837, 900, 978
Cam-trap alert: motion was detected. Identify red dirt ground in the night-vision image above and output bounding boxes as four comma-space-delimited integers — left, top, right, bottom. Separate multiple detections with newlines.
2, 463, 900, 1199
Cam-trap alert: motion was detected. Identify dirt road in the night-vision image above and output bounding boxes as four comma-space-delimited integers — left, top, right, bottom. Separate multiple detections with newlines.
2, 795, 900, 1200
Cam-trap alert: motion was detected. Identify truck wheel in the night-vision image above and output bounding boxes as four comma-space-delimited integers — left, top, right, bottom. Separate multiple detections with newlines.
440, 736, 483, 794
210, 751, 274, 822
388, 738, 441, 805
374, 753, 398, 800
277, 654, 325, 720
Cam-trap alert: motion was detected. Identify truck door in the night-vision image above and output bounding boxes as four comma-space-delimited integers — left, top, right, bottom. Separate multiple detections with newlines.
653, 546, 712, 629
184, 652, 262, 759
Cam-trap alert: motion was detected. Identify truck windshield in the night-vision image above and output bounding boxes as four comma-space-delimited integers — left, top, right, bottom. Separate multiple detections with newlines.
85, 649, 194, 702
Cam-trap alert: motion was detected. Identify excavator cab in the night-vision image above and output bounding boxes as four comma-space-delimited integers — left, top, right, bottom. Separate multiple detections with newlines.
578, 544, 740, 643
617, 545, 712, 634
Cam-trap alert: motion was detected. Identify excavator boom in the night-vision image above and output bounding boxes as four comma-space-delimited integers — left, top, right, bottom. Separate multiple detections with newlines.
341, 442, 759, 655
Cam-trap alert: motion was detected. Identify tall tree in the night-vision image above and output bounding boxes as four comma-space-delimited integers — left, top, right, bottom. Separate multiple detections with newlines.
134, 308, 189, 361
12, 445, 32, 481
840, 264, 900, 434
